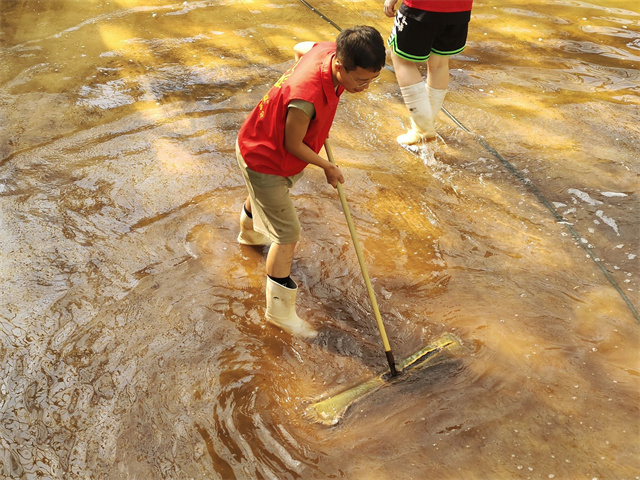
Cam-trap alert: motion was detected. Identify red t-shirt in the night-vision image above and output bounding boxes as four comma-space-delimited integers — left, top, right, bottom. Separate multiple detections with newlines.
403, 0, 473, 12
238, 42, 343, 177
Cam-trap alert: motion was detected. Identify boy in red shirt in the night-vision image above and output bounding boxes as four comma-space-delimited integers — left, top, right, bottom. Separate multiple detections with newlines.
384, 0, 473, 144
236, 26, 385, 338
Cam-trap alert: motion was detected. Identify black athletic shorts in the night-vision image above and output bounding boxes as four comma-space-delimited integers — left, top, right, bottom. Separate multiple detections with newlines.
388, 4, 471, 62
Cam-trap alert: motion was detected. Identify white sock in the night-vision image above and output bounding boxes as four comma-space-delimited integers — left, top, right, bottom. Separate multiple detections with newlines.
399, 82, 435, 137
427, 85, 447, 124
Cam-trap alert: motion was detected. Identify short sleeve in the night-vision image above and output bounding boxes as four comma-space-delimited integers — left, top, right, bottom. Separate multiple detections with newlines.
288, 99, 316, 120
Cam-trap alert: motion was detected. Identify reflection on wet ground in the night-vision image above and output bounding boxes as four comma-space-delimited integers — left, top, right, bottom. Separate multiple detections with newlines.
1, 0, 638, 478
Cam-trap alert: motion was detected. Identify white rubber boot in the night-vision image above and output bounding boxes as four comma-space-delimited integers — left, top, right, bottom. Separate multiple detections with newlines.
237, 208, 270, 246
427, 85, 448, 126
265, 277, 317, 339
397, 118, 435, 145
398, 82, 436, 145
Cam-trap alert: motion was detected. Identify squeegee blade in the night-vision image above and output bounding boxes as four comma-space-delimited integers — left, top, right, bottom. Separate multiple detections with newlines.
305, 332, 461, 426
305, 376, 385, 426
400, 332, 461, 372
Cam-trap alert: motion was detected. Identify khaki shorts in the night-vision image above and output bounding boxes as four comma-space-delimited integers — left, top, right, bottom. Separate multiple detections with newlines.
236, 141, 305, 244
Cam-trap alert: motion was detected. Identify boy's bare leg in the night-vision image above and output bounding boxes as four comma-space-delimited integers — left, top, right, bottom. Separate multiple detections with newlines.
392, 51, 449, 89
391, 52, 451, 144
266, 242, 296, 278
391, 52, 435, 143
426, 55, 450, 129
427, 54, 449, 89
390, 51, 423, 87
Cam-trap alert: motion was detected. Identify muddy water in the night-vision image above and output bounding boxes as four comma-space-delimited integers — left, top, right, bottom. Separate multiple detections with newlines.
1, 0, 638, 478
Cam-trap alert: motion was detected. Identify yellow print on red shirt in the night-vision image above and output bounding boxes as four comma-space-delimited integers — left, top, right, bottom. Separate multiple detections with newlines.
257, 62, 298, 119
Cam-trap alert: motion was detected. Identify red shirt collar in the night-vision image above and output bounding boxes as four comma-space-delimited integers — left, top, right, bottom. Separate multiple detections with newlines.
322, 52, 343, 98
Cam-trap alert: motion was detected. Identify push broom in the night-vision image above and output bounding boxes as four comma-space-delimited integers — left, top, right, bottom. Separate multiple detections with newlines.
304, 141, 461, 426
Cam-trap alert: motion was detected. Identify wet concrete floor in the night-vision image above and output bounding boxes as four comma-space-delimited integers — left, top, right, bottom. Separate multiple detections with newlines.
1, 0, 639, 478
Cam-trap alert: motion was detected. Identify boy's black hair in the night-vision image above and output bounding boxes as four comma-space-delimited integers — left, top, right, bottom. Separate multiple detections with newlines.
336, 25, 386, 72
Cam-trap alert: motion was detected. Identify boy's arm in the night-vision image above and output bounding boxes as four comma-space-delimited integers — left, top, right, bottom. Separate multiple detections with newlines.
284, 107, 344, 188
294, 41, 316, 61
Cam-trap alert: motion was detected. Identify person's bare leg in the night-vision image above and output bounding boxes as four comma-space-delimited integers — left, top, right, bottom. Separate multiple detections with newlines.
390, 51, 423, 87
391, 52, 435, 143
426, 55, 450, 128
266, 242, 296, 278
426, 54, 450, 90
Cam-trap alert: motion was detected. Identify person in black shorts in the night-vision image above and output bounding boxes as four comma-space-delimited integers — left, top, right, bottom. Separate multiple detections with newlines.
384, 0, 473, 145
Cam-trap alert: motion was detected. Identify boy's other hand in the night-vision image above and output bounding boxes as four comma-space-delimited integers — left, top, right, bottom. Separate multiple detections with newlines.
324, 164, 344, 188
294, 41, 316, 60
